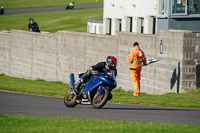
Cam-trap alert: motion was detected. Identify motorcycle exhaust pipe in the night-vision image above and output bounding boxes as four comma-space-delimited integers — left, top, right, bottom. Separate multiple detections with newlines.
69, 73, 75, 88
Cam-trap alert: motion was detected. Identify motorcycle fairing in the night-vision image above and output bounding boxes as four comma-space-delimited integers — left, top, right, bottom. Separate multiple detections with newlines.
85, 77, 102, 93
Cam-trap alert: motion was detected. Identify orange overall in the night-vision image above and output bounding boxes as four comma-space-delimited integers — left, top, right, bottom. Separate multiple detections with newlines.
127, 46, 146, 96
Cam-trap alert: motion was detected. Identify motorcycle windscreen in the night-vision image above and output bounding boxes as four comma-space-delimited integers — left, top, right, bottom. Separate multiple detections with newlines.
98, 74, 117, 88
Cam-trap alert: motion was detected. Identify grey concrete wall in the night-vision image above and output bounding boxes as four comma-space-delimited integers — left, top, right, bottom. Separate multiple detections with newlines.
57, 31, 118, 83
169, 18, 200, 31
182, 32, 200, 91
0, 30, 58, 81
32, 32, 58, 81
0, 32, 10, 75
0, 30, 199, 94
157, 18, 200, 31
9, 31, 33, 79
117, 31, 185, 94
117, 32, 157, 93
157, 18, 169, 31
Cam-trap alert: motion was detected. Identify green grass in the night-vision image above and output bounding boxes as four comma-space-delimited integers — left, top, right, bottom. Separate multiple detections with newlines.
0, 0, 103, 9
0, 115, 200, 133
0, 74, 200, 108
0, 74, 69, 97
110, 88, 200, 108
0, 8, 103, 32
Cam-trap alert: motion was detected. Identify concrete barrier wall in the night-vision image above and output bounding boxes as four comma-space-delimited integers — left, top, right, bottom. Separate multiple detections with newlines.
0, 32, 10, 75
117, 31, 185, 94
9, 31, 33, 79
183, 32, 200, 91
32, 32, 58, 81
117, 32, 157, 94
57, 31, 118, 83
0, 30, 199, 94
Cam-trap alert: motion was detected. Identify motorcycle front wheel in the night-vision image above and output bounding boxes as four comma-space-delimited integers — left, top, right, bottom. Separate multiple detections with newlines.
64, 88, 77, 107
92, 87, 109, 109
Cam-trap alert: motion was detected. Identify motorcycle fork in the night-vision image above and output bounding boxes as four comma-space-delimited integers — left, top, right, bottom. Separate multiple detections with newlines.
98, 86, 106, 95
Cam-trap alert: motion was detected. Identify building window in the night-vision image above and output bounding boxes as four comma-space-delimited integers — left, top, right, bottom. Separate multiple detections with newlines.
126, 17, 133, 32
141, 18, 144, 33
116, 19, 122, 32
99, 25, 102, 34
188, 0, 200, 14
160, 0, 168, 15
152, 17, 156, 34
95, 26, 96, 34
137, 17, 144, 33
172, 0, 187, 14
106, 18, 112, 35
172, 0, 200, 15
88, 25, 90, 33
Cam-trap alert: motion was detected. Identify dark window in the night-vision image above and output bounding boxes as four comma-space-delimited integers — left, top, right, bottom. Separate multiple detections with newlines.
153, 17, 156, 34
172, 0, 187, 14
160, 0, 168, 15
126, 17, 133, 32
172, 0, 200, 14
106, 18, 112, 35
116, 19, 122, 32
119, 20, 122, 31
188, 0, 200, 14
141, 18, 144, 33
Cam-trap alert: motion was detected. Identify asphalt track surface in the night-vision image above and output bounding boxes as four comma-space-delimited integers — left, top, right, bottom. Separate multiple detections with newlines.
3, 4, 103, 15
0, 91, 200, 125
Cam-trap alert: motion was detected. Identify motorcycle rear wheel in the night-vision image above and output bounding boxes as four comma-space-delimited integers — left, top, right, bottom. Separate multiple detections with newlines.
64, 88, 77, 107
92, 87, 109, 109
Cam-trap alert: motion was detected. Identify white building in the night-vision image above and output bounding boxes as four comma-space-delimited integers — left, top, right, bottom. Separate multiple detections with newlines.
103, 0, 157, 35
88, 0, 199, 35
87, 19, 103, 34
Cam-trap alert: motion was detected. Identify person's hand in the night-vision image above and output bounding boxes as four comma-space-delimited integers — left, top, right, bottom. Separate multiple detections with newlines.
30, 29, 32, 32
91, 70, 98, 75
128, 51, 130, 57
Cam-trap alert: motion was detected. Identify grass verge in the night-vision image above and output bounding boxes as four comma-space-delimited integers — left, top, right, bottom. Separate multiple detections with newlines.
0, 115, 200, 133
0, 8, 103, 32
0, 74, 200, 108
0, 74, 69, 97
111, 88, 200, 108
0, 0, 103, 9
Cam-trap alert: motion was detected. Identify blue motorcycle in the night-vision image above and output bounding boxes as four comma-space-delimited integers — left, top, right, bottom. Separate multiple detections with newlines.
64, 69, 117, 109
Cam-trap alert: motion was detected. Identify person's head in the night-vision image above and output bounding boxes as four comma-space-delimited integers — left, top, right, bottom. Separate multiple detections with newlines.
106, 56, 117, 70
133, 42, 139, 47
29, 18, 34, 24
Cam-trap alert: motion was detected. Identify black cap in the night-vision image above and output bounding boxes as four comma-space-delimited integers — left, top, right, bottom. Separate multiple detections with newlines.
133, 42, 139, 46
